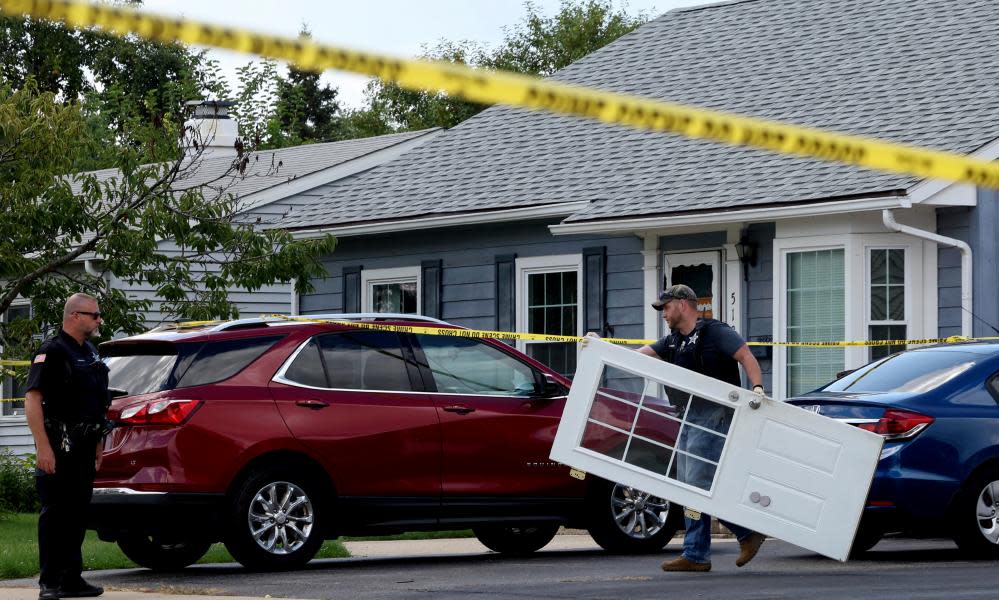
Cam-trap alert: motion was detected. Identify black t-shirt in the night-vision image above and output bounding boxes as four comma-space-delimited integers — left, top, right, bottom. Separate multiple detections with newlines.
649, 318, 745, 387
26, 330, 109, 425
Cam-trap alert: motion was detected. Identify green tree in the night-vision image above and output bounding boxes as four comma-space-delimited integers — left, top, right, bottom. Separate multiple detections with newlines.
359, 0, 650, 132
0, 82, 337, 360
1, 2, 228, 165
274, 28, 341, 144
486, 0, 649, 76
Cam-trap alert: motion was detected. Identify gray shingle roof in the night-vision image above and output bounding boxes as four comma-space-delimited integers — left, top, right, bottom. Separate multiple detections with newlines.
70, 128, 437, 205
277, 0, 999, 230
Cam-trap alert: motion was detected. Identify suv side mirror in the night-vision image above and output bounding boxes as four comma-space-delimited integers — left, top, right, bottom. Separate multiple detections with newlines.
533, 373, 567, 398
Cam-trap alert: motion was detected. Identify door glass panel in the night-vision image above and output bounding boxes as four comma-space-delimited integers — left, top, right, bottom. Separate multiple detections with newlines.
579, 365, 731, 491
416, 335, 536, 396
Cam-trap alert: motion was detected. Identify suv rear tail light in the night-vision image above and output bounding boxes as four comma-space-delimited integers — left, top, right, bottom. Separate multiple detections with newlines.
118, 399, 203, 426
855, 409, 934, 440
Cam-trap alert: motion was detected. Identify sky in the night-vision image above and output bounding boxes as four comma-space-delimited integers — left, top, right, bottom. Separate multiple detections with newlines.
140, 0, 709, 109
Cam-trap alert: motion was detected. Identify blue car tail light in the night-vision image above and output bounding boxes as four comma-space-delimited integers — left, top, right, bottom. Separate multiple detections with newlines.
854, 409, 934, 441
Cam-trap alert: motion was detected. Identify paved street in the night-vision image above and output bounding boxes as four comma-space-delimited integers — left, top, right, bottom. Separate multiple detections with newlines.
4, 534, 999, 599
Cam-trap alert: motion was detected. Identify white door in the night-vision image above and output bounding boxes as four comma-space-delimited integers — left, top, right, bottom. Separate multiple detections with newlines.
550, 339, 883, 561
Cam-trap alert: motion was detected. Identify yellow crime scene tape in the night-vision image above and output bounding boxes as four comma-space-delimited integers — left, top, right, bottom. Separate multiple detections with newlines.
2, 0, 999, 189
1, 316, 997, 402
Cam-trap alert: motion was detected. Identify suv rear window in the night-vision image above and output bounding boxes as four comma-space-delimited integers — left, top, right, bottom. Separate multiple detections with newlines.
105, 335, 283, 396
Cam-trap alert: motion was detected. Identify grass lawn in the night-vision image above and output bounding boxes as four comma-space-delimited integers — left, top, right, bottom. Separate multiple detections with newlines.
0, 513, 348, 581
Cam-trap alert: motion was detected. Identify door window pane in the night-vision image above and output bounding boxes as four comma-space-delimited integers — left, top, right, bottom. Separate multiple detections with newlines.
786, 249, 845, 396
525, 269, 578, 377
580, 365, 732, 493
669, 264, 715, 319
320, 331, 413, 392
417, 335, 536, 396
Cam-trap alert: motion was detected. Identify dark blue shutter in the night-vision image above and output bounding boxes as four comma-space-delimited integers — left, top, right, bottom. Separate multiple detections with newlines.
421, 259, 443, 319
343, 265, 361, 313
583, 246, 608, 336
495, 254, 516, 333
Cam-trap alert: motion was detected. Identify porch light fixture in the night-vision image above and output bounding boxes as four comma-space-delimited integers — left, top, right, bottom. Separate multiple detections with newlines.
735, 236, 758, 281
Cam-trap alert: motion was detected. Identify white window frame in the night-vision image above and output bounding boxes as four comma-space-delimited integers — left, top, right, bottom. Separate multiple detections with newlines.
1, 301, 32, 419
360, 266, 421, 314
865, 244, 911, 361
663, 250, 723, 324
774, 237, 852, 401
773, 231, 928, 400
515, 254, 583, 355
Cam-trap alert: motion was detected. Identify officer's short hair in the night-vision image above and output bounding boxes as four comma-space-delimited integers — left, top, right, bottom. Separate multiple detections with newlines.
63, 293, 98, 321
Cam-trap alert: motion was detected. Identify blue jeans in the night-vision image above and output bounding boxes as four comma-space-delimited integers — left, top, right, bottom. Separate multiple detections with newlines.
676, 399, 754, 563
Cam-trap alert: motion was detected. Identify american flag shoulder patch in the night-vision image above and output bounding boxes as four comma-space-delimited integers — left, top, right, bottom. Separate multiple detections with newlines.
33, 354, 46, 364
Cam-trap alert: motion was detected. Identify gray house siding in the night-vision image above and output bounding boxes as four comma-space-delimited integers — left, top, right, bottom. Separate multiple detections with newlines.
745, 223, 776, 391
0, 421, 33, 455
937, 207, 968, 338
301, 220, 646, 339
936, 190, 999, 338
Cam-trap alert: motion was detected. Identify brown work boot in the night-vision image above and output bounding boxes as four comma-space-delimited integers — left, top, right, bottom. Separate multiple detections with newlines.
661, 556, 711, 572
735, 532, 766, 567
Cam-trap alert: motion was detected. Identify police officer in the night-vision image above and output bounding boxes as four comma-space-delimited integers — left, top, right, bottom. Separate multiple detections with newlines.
25, 293, 110, 599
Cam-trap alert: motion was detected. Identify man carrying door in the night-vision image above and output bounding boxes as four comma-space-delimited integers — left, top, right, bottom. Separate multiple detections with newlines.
642, 284, 766, 572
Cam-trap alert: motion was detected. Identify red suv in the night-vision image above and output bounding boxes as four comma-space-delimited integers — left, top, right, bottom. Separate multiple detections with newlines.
92, 314, 682, 570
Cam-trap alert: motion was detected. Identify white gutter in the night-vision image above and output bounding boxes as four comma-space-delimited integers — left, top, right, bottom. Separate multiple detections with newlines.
84, 259, 100, 278
882, 209, 972, 337
291, 201, 590, 239
549, 195, 904, 235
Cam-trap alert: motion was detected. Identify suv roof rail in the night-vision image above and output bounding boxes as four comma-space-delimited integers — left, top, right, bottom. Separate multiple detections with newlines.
206, 313, 455, 332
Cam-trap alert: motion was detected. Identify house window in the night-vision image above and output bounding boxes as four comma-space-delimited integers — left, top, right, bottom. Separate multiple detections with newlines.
517, 255, 582, 378
786, 249, 845, 397
2, 304, 31, 417
868, 248, 906, 361
361, 267, 420, 314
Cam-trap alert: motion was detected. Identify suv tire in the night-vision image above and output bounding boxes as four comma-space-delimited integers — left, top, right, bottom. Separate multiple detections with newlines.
586, 478, 681, 554
952, 466, 999, 558
472, 524, 560, 555
224, 467, 326, 570
117, 534, 212, 571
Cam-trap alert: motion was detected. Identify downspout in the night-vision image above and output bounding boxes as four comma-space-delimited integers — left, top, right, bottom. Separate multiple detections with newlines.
882, 209, 972, 337
84, 260, 100, 278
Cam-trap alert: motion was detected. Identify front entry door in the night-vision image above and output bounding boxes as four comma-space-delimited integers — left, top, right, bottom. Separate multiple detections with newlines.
551, 339, 883, 561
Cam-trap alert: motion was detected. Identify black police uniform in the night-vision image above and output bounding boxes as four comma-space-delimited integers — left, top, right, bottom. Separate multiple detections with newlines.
26, 330, 110, 592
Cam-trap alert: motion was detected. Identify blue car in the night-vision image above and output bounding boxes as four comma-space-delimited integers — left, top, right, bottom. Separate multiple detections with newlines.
787, 342, 999, 557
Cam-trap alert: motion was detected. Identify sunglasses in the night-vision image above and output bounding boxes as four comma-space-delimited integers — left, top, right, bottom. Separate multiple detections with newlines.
75, 311, 103, 320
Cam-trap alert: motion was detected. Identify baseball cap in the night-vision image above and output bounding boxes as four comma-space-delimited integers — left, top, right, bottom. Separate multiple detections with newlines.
651, 284, 698, 310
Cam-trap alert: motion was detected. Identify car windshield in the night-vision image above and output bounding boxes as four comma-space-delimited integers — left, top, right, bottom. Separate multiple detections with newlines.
821, 349, 980, 394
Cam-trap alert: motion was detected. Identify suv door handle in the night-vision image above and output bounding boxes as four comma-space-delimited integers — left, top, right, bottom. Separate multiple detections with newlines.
442, 405, 475, 415
296, 399, 330, 410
